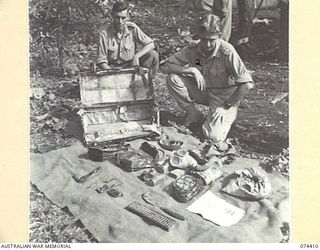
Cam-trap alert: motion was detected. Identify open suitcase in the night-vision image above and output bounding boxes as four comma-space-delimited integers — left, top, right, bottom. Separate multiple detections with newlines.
78, 67, 160, 159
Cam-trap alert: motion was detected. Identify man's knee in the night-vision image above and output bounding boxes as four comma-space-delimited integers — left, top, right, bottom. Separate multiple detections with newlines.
202, 123, 230, 141
141, 50, 159, 66
202, 108, 237, 141
166, 74, 185, 88
141, 50, 159, 78
140, 50, 159, 67
148, 50, 159, 62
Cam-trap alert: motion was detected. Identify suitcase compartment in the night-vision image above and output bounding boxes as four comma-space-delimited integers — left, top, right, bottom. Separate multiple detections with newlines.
79, 102, 157, 144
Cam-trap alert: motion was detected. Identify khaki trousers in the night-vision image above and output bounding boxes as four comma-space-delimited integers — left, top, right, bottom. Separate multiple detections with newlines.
166, 74, 237, 141
139, 50, 159, 79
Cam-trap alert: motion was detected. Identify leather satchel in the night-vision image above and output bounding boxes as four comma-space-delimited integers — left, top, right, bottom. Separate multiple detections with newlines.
116, 150, 154, 172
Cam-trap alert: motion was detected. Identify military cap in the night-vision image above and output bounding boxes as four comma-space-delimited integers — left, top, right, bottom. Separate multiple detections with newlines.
194, 12, 222, 39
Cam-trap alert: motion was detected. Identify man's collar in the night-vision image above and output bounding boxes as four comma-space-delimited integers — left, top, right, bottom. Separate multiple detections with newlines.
123, 23, 130, 37
198, 39, 222, 59
109, 22, 130, 37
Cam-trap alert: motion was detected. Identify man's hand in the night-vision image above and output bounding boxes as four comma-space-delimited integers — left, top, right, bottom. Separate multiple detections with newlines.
98, 62, 111, 70
210, 107, 227, 125
192, 67, 206, 91
132, 54, 140, 67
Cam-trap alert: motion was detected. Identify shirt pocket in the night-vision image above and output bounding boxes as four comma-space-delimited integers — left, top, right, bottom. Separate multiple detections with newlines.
120, 36, 135, 60
106, 40, 117, 60
207, 62, 229, 88
209, 59, 226, 76
208, 68, 217, 77
122, 36, 134, 51
107, 38, 118, 51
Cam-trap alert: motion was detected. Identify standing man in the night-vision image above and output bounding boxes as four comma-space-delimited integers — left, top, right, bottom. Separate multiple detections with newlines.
96, 1, 159, 78
279, 0, 289, 61
163, 13, 254, 142
236, 0, 255, 58
185, 0, 232, 42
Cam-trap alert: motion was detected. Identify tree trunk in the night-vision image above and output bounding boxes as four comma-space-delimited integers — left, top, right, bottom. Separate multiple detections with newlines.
57, 36, 65, 76
279, 1, 289, 62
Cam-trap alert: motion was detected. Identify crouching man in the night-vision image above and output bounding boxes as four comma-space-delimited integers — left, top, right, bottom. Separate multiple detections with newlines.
97, 1, 159, 78
163, 13, 253, 142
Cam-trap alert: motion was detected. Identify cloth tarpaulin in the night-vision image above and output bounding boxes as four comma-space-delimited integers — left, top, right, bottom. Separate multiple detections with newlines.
30, 128, 289, 243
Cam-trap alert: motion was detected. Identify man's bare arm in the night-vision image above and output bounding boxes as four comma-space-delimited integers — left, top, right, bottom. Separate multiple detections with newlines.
162, 62, 195, 75
225, 82, 254, 107
162, 62, 206, 91
133, 43, 155, 66
98, 42, 155, 69
210, 82, 253, 125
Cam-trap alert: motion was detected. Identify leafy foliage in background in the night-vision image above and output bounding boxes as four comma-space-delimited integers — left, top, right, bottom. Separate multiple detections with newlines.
29, 0, 117, 76
29, 0, 285, 77
29, 0, 193, 77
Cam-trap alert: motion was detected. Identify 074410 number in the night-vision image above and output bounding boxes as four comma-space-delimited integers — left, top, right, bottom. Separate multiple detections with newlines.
300, 244, 319, 248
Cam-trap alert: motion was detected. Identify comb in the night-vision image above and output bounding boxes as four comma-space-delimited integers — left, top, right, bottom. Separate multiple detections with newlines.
126, 201, 176, 231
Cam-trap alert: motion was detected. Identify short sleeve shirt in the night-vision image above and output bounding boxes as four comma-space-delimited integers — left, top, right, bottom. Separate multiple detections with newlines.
97, 22, 153, 65
167, 39, 253, 105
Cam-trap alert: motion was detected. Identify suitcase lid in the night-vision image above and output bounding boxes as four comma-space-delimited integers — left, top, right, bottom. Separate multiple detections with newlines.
79, 67, 153, 107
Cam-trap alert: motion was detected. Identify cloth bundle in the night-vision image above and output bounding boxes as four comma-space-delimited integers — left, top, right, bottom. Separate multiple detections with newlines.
222, 167, 272, 200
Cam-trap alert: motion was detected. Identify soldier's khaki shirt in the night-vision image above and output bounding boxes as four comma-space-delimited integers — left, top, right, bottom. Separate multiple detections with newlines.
167, 39, 253, 106
97, 22, 153, 66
